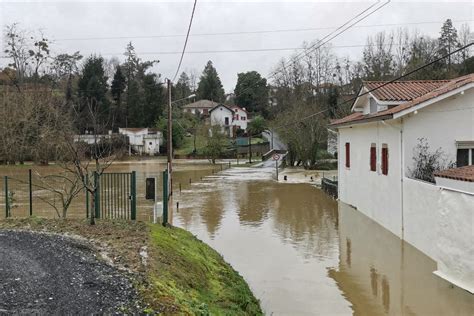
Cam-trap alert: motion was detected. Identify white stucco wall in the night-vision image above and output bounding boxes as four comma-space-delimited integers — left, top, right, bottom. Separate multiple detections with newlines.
210, 105, 233, 127
435, 189, 474, 292
403, 177, 440, 260
403, 88, 474, 174
435, 177, 474, 194
232, 108, 248, 130
338, 121, 403, 237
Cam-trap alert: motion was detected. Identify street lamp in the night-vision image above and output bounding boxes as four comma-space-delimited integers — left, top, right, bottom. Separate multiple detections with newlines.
171, 93, 196, 105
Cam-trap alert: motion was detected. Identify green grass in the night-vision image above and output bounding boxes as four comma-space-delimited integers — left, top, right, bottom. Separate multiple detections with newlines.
174, 135, 207, 156
250, 137, 265, 145
145, 224, 262, 315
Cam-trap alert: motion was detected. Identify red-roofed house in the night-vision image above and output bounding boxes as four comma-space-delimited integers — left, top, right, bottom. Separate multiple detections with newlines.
329, 74, 474, 292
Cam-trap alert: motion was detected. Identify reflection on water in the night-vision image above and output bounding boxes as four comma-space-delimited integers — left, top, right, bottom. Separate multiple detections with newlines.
330, 203, 474, 316
172, 165, 474, 315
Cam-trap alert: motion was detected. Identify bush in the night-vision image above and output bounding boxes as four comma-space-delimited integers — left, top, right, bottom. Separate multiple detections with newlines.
409, 138, 454, 183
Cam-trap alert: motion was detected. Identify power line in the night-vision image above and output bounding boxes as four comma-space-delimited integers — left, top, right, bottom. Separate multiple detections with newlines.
172, 0, 198, 82
233, 0, 391, 103
52, 19, 473, 41
274, 42, 474, 129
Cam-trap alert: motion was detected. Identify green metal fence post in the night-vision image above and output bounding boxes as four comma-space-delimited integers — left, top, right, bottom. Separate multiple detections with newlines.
85, 174, 89, 218
94, 172, 100, 219
131, 171, 137, 220
162, 170, 168, 227
29, 169, 33, 216
4, 176, 9, 218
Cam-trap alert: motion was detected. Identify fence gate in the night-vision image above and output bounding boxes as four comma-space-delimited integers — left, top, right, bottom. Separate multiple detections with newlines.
94, 171, 136, 220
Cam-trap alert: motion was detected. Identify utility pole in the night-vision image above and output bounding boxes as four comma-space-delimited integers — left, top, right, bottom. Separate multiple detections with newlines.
167, 79, 173, 197
248, 133, 252, 163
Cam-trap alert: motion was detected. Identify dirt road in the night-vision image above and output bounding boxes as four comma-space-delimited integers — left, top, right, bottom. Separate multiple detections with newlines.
0, 230, 139, 314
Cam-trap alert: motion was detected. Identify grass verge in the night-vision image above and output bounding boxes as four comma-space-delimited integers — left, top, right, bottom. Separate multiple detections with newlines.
0, 218, 262, 315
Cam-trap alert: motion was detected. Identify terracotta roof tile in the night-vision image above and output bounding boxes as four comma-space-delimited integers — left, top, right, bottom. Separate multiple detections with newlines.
434, 165, 474, 182
365, 80, 449, 102
330, 74, 474, 127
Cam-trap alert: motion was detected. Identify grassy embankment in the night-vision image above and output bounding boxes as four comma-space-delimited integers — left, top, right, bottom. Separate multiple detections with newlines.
0, 218, 262, 315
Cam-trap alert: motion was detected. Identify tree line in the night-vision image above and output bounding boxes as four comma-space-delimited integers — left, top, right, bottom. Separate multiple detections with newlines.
271, 19, 473, 168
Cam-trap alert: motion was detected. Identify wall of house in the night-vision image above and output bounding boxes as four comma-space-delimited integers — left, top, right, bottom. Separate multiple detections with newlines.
233, 109, 248, 130
402, 177, 474, 292
402, 177, 440, 260
338, 121, 403, 237
211, 106, 233, 136
210, 106, 232, 126
403, 88, 474, 175
436, 188, 474, 292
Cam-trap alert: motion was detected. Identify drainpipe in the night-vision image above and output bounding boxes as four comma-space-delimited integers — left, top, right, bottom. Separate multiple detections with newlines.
381, 119, 404, 239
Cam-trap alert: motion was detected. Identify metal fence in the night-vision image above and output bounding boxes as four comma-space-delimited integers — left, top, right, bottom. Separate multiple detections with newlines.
1, 170, 137, 220
1, 162, 233, 221
321, 176, 338, 199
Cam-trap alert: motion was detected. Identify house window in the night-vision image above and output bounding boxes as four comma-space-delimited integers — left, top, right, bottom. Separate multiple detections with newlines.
225, 117, 229, 125
370, 143, 376, 172
203, 109, 209, 115
345, 142, 350, 168
235, 114, 239, 120
242, 116, 246, 121
456, 141, 474, 166
381, 144, 388, 175
457, 149, 469, 167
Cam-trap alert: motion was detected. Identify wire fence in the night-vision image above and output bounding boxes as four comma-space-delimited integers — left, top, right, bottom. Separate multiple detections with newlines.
0, 162, 233, 221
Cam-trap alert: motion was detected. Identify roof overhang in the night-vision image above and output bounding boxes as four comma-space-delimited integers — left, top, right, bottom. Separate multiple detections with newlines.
330, 114, 394, 129
393, 82, 474, 119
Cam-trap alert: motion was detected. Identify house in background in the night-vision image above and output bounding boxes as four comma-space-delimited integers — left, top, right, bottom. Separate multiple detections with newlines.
182, 99, 219, 116
230, 105, 249, 131
118, 128, 162, 155
210, 104, 234, 137
329, 74, 474, 292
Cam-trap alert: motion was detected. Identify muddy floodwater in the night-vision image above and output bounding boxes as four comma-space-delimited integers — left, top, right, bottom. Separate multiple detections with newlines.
171, 162, 474, 315
1, 159, 473, 315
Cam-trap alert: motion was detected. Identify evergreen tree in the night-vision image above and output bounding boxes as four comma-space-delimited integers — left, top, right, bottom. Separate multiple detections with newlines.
142, 73, 165, 127
234, 71, 269, 117
111, 65, 126, 127
438, 19, 459, 74
77, 55, 109, 131
196, 61, 225, 102
173, 72, 192, 104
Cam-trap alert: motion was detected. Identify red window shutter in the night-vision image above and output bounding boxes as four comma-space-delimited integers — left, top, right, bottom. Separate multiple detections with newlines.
382, 147, 388, 175
345, 143, 350, 168
370, 146, 376, 171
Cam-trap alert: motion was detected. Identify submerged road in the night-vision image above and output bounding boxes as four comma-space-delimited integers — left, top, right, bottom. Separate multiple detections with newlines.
0, 230, 138, 314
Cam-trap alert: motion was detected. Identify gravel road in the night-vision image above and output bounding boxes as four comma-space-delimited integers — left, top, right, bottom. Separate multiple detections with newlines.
0, 230, 140, 314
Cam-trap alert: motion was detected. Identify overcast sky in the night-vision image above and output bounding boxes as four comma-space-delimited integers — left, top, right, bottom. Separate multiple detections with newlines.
1, 0, 473, 92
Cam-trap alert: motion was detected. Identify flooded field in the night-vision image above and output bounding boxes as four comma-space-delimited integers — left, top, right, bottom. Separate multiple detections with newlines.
1, 159, 473, 315
0, 159, 224, 220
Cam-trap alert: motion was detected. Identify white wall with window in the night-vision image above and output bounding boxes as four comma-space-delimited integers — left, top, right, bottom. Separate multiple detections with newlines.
403, 89, 474, 173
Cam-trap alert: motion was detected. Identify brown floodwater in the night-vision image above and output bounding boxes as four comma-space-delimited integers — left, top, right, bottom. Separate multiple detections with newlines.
1, 160, 473, 315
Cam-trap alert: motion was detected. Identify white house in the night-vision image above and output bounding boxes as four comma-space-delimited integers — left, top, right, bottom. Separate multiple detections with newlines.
329, 74, 474, 293
209, 104, 235, 137
230, 105, 249, 130
182, 99, 219, 116
118, 128, 162, 155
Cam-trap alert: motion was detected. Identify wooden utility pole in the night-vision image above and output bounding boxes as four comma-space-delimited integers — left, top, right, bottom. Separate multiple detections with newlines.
167, 79, 173, 197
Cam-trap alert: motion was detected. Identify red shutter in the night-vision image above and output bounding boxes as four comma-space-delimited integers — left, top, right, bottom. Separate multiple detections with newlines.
370, 146, 376, 171
382, 147, 388, 175
345, 143, 350, 168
